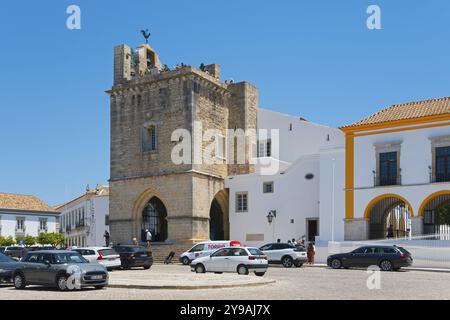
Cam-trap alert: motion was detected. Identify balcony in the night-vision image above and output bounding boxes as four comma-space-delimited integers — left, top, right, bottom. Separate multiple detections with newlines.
15, 227, 26, 236
429, 168, 450, 183
76, 219, 86, 229
38, 226, 48, 234
373, 170, 402, 187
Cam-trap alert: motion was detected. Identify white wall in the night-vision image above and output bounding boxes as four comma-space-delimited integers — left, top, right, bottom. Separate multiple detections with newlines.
227, 155, 320, 247
318, 147, 346, 242
0, 212, 58, 238
227, 108, 346, 246
258, 109, 344, 163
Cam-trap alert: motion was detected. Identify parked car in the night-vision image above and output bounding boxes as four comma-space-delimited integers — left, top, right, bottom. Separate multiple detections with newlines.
191, 247, 268, 276
259, 243, 307, 268
113, 245, 153, 270
4, 246, 27, 261
27, 246, 56, 252
0, 252, 21, 284
327, 245, 413, 271
180, 240, 241, 265
12, 250, 108, 291
73, 247, 122, 271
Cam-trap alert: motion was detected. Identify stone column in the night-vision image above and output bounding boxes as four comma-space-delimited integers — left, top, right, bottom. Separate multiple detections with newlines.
344, 218, 369, 241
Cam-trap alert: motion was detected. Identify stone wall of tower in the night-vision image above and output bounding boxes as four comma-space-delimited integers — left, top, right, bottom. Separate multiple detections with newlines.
114, 44, 132, 85
227, 82, 259, 175
109, 43, 259, 244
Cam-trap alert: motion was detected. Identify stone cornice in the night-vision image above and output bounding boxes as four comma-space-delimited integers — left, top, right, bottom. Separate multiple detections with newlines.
106, 66, 231, 97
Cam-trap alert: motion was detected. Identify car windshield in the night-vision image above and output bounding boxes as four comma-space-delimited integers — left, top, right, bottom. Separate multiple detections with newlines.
0, 253, 13, 263
53, 252, 88, 264
248, 248, 264, 256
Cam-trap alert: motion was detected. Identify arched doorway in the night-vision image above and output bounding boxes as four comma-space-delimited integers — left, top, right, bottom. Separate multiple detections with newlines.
365, 194, 412, 240
209, 189, 229, 241
419, 191, 450, 240
141, 197, 168, 242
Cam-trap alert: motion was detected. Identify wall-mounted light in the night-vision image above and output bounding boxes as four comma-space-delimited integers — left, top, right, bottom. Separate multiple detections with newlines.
266, 210, 277, 224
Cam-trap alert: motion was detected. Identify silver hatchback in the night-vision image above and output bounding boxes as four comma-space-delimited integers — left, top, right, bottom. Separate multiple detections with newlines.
12, 250, 108, 291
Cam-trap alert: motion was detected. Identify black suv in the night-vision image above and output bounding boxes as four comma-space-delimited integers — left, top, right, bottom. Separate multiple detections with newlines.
327, 245, 413, 271
113, 245, 153, 270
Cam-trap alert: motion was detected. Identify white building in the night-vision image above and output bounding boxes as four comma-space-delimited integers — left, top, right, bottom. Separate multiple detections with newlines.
0, 193, 59, 239
226, 109, 345, 246
56, 186, 110, 247
341, 97, 450, 241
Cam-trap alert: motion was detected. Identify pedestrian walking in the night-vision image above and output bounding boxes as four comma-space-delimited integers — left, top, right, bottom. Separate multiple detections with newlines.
307, 242, 315, 265
132, 237, 138, 246
145, 229, 152, 248
103, 230, 110, 247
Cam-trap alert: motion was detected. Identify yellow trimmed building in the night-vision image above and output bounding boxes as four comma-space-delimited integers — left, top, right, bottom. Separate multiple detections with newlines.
340, 97, 450, 241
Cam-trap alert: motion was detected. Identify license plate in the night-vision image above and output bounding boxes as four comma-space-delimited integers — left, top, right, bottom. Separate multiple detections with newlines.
108, 258, 115, 261
91, 275, 103, 280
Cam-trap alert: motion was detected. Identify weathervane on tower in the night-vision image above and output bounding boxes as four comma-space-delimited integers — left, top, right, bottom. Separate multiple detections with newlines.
140, 29, 151, 44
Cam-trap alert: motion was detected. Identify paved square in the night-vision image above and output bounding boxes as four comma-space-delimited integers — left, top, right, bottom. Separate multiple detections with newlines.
1, 265, 450, 300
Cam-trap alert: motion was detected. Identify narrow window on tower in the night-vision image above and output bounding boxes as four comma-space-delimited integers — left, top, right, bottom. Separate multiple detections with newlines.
142, 124, 157, 153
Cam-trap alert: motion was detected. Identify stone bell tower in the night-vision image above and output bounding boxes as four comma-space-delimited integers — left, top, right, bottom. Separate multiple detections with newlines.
108, 40, 258, 245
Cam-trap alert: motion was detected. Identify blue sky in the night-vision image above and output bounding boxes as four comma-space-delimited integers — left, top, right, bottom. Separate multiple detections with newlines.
0, 0, 449, 205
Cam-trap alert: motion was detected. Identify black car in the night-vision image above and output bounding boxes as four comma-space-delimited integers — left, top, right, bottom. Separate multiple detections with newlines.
113, 245, 153, 270
327, 245, 413, 271
0, 252, 21, 283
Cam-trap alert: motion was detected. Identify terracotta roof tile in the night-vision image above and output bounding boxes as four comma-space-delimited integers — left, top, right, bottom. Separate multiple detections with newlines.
344, 96, 450, 128
0, 193, 56, 212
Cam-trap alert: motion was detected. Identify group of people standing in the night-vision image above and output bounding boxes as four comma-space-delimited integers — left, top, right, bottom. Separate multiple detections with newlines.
277, 238, 316, 264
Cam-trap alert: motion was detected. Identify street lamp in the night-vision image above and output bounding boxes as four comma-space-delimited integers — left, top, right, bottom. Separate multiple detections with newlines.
266, 210, 277, 224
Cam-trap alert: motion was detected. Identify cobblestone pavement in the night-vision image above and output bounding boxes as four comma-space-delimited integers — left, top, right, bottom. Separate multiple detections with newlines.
1, 265, 450, 300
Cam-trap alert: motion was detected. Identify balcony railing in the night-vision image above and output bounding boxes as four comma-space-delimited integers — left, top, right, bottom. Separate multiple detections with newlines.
38, 226, 48, 233
15, 227, 26, 235
429, 168, 450, 183
76, 219, 86, 228
373, 170, 402, 187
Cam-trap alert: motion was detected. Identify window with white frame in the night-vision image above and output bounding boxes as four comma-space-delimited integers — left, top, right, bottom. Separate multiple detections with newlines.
142, 124, 157, 152
258, 139, 271, 157
263, 181, 274, 194
39, 218, 48, 232
16, 217, 25, 231
236, 192, 248, 213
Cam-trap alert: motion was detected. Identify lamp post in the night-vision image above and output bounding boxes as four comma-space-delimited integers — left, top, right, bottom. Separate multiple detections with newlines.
331, 158, 336, 242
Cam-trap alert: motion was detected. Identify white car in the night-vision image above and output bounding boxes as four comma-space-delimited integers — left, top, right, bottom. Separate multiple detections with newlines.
190, 247, 268, 276
180, 240, 241, 265
73, 247, 122, 271
259, 243, 307, 268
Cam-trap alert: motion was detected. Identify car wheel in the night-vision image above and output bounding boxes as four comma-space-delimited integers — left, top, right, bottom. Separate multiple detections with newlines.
94, 285, 105, 290
13, 274, 26, 290
122, 260, 132, 270
331, 259, 342, 269
294, 261, 303, 268
254, 272, 265, 277
195, 264, 206, 274
237, 265, 249, 275
282, 256, 294, 268
107, 268, 113, 272
143, 264, 151, 270
56, 275, 68, 291
181, 257, 190, 265
214, 272, 223, 274
380, 260, 393, 271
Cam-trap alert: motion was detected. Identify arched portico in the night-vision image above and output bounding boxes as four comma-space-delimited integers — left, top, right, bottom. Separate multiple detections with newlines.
364, 194, 413, 240
418, 190, 450, 239
132, 188, 169, 243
